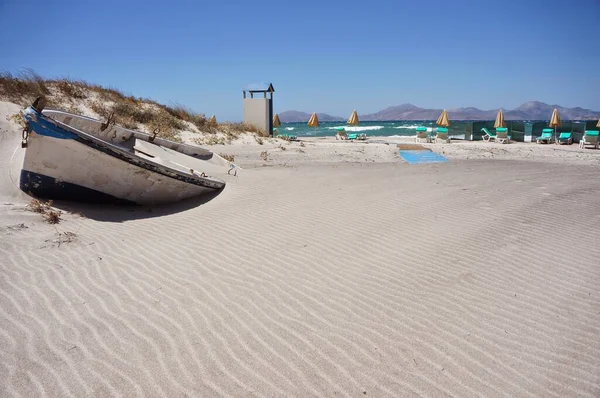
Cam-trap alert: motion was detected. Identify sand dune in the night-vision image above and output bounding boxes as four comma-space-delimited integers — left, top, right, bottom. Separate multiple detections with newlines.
1, 103, 600, 396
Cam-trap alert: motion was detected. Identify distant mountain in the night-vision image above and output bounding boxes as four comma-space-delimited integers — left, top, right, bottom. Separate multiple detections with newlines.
278, 110, 344, 123
279, 102, 600, 122
360, 101, 600, 121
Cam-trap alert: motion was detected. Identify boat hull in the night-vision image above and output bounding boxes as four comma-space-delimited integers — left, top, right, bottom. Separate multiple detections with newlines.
20, 107, 228, 205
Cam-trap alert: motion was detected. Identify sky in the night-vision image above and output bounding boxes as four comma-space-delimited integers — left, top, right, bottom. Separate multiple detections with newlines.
1, 0, 599, 121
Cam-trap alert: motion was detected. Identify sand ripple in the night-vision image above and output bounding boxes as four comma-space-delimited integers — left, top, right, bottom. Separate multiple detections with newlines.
1, 110, 599, 398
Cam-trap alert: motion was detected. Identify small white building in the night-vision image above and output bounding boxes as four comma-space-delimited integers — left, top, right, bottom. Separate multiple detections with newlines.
243, 83, 274, 135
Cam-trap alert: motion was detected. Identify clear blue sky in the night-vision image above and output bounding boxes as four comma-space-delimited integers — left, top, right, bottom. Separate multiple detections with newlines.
1, 0, 599, 121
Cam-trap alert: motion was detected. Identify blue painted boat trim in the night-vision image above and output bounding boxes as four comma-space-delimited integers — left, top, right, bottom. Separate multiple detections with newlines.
20, 170, 136, 204
22, 107, 224, 191
24, 109, 78, 140
399, 150, 449, 164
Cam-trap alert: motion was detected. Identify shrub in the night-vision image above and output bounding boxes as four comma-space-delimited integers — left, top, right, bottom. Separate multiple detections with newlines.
219, 153, 235, 162
7, 111, 26, 128
0, 69, 51, 104
27, 199, 62, 224
147, 109, 183, 142
55, 79, 87, 99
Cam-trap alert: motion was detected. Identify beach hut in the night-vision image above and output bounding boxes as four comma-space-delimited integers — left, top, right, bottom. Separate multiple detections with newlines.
308, 112, 319, 137
549, 108, 561, 141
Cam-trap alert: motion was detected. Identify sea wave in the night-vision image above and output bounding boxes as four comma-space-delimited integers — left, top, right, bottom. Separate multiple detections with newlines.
395, 125, 433, 131
326, 125, 385, 132
285, 127, 295, 131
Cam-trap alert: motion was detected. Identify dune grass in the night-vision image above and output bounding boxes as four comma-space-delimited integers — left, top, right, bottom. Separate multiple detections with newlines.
0, 69, 266, 142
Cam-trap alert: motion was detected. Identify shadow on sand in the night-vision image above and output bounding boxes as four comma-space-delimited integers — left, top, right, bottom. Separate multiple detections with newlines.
35, 190, 223, 222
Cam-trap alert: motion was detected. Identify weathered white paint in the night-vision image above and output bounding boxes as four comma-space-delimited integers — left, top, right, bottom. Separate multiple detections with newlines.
22, 110, 233, 205
243, 98, 271, 133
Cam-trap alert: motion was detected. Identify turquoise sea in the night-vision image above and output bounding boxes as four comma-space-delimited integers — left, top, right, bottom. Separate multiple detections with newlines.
276, 119, 600, 142
277, 121, 443, 138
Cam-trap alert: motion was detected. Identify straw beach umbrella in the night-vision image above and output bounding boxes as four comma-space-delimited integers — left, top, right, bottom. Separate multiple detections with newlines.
549, 108, 561, 141
308, 112, 320, 137
272, 113, 281, 135
494, 109, 505, 128
436, 109, 450, 127
347, 109, 359, 126
596, 119, 600, 128
273, 113, 281, 127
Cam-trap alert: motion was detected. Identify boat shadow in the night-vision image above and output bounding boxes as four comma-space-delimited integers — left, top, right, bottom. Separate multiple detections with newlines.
51, 190, 223, 222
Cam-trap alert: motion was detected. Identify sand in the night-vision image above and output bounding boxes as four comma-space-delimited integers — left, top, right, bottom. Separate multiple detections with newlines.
1, 101, 600, 396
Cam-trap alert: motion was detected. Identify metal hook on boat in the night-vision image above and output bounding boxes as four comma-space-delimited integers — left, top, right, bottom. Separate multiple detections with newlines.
190, 169, 209, 178
21, 125, 29, 148
228, 164, 237, 176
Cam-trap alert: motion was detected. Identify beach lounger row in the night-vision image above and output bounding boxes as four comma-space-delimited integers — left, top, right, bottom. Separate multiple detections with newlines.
481, 127, 598, 148
535, 129, 574, 145
415, 127, 451, 144
536, 129, 598, 147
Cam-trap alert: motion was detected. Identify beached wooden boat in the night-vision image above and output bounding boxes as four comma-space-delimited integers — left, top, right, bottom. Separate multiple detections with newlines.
20, 99, 231, 205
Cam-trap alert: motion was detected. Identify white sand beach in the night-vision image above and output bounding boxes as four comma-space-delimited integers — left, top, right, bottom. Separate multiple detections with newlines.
1, 101, 600, 396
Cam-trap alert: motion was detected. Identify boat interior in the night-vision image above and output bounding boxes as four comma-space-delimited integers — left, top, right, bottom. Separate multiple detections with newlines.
39, 109, 232, 182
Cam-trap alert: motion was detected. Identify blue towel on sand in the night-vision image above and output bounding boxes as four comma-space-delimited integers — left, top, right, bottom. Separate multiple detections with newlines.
399, 150, 449, 164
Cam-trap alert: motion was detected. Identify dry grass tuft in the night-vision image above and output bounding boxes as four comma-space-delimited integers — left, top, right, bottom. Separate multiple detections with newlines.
0, 69, 51, 105
27, 199, 62, 224
219, 153, 235, 162
147, 109, 184, 142
7, 111, 26, 128
260, 150, 269, 161
1, 69, 269, 144
54, 79, 87, 99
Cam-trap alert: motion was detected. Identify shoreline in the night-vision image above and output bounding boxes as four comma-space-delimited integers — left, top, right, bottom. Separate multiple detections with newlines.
203, 134, 600, 169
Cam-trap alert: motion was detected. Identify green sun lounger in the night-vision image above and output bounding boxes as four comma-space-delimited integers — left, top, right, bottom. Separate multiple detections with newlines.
434, 127, 450, 143
536, 129, 554, 144
416, 126, 430, 143
556, 132, 572, 145
481, 127, 496, 142
495, 127, 511, 144
579, 130, 599, 149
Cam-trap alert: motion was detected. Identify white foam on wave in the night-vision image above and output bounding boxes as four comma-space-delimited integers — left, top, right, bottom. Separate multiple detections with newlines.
395, 125, 433, 132
327, 125, 385, 132
285, 127, 295, 131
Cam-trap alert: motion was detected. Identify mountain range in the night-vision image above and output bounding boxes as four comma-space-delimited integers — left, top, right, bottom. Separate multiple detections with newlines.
277, 110, 344, 123
278, 102, 600, 122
